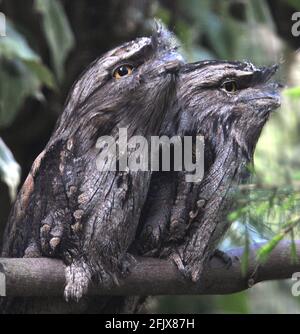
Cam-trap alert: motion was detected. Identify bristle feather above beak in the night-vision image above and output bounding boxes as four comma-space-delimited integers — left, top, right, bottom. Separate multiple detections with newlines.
151, 19, 179, 53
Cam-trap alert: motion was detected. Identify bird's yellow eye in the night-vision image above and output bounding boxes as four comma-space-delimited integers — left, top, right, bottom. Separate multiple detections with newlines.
113, 65, 133, 79
221, 80, 238, 93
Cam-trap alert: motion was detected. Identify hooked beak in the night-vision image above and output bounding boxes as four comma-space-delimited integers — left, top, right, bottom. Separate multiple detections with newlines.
252, 64, 281, 111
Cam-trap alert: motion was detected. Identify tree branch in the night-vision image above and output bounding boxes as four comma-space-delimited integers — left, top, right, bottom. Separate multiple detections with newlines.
0, 240, 299, 297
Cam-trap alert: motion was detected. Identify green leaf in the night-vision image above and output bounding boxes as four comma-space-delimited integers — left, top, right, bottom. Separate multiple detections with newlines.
255, 201, 270, 216
248, 0, 276, 29
228, 210, 242, 222
0, 57, 46, 127
284, 87, 300, 98
292, 170, 300, 181
241, 227, 250, 276
24, 60, 56, 89
0, 137, 21, 201
0, 22, 40, 61
256, 214, 300, 262
156, 7, 171, 26
216, 292, 249, 314
257, 232, 285, 262
35, 0, 75, 82
0, 21, 55, 127
290, 230, 299, 264
285, 0, 300, 10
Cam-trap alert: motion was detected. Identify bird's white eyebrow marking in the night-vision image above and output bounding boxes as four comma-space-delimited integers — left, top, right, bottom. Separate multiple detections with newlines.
102, 37, 152, 70
67, 38, 153, 107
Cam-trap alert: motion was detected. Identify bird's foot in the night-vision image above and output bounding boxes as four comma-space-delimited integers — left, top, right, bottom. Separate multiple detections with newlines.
120, 253, 137, 277
64, 261, 91, 302
40, 213, 64, 256
168, 249, 203, 283
135, 224, 164, 256
211, 249, 233, 269
23, 239, 42, 258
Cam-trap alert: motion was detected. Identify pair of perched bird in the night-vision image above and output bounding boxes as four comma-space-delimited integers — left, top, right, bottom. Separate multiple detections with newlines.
0, 25, 280, 313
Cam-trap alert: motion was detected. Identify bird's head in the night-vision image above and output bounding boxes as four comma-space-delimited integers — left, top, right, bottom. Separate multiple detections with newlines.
55, 24, 184, 146
178, 60, 281, 160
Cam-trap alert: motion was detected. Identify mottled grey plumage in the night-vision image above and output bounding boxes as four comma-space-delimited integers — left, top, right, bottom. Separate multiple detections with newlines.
1, 26, 183, 313
0, 26, 281, 314
134, 60, 281, 283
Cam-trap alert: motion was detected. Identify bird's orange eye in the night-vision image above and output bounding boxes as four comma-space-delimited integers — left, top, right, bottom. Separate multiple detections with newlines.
221, 80, 238, 93
113, 65, 133, 79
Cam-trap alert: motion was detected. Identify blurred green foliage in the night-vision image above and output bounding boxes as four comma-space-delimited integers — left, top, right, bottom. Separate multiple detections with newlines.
0, 21, 54, 127
157, 0, 281, 65
0, 0, 74, 202
34, 0, 74, 82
